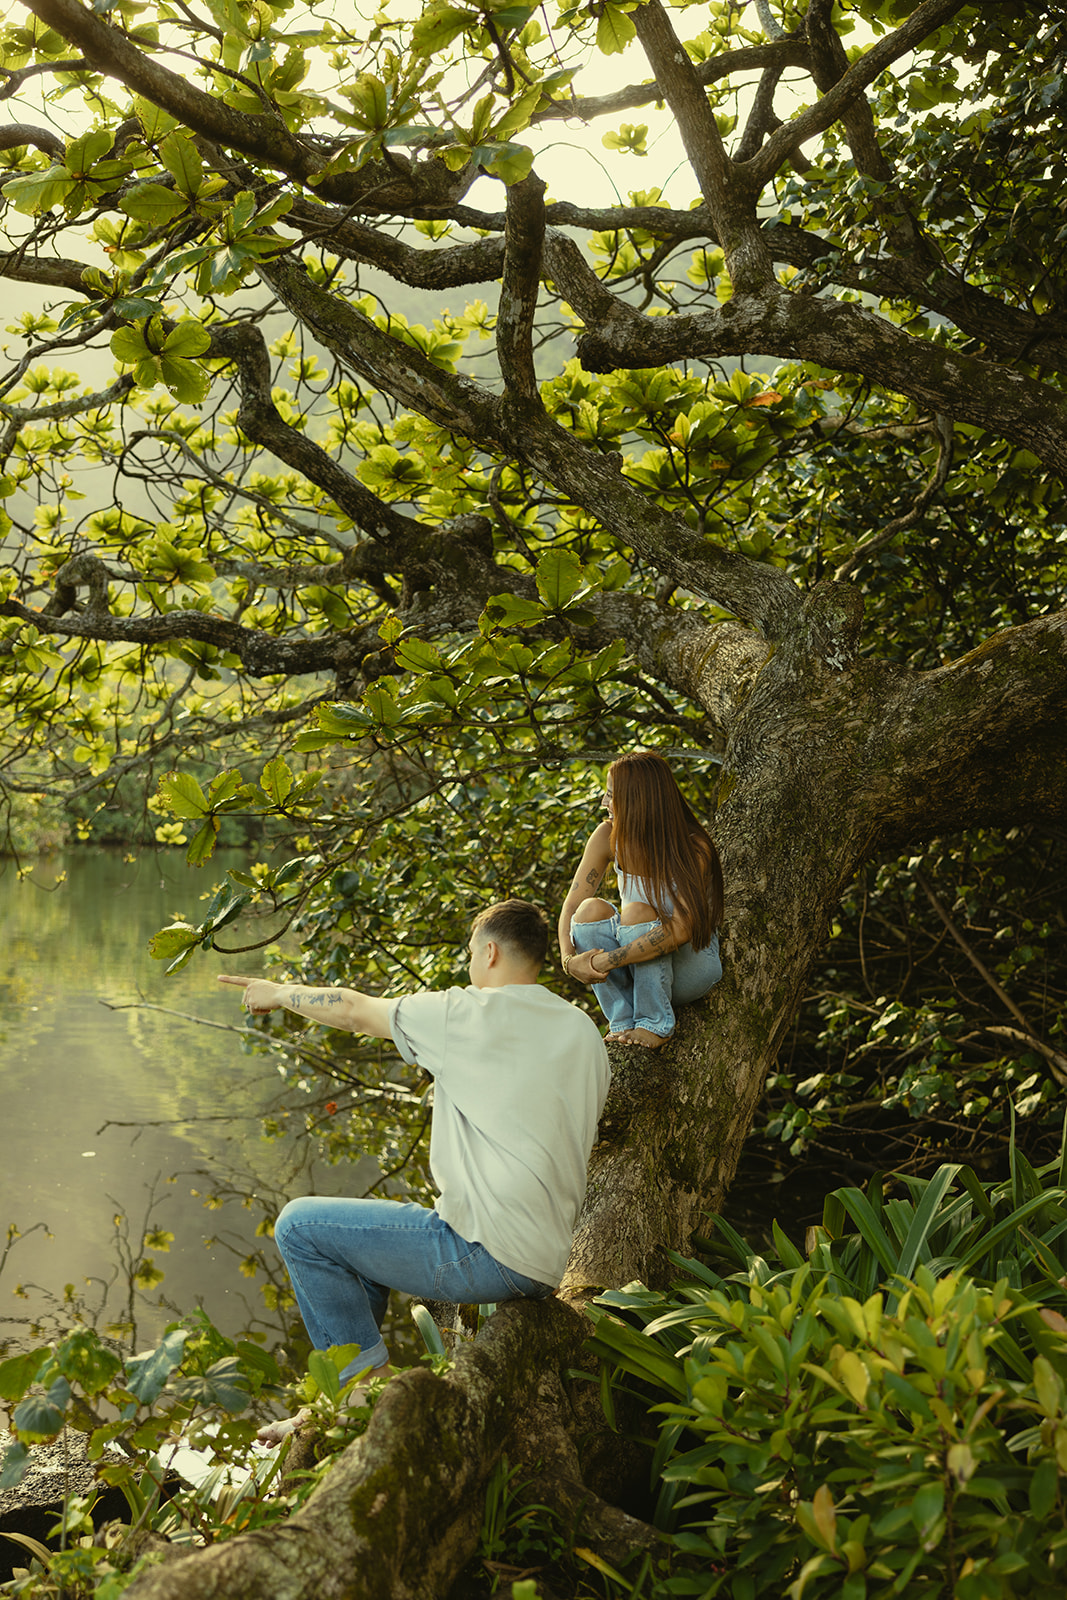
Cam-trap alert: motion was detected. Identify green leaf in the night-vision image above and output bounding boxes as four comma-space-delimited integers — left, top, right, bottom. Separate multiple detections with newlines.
411, 1303, 447, 1357
0, 1527, 52, 1563
12, 1395, 65, 1442
895, 1164, 961, 1280
260, 756, 294, 805
158, 770, 209, 818
158, 355, 211, 404
481, 593, 547, 630
158, 130, 204, 197
0, 1349, 46, 1403
147, 922, 199, 961
832, 1187, 900, 1280
124, 1329, 188, 1405
536, 547, 584, 608
119, 180, 188, 226
134, 94, 179, 141
0, 1442, 32, 1492
395, 636, 445, 674
170, 1356, 250, 1412
1030, 1456, 1059, 1519
54, 1330, 123, 1396
3, 168, 74, 215
307, 1349, 341, 1402
110, 325, 150, 363
596, 3, 636, 54
410, 2, 479, 56
185, 815, 219, 868
163, 320, 212, 359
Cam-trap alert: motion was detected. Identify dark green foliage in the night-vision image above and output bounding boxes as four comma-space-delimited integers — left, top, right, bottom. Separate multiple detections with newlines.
737, 828, 1067, 1237
586, 1138, 1067, 1599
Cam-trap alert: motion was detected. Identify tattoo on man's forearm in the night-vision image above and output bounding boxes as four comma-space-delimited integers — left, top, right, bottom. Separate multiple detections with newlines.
290, 991, 343, 1008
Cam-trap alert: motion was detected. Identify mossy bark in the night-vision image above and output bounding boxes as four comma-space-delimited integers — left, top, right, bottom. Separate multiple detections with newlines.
122, 1300, 662, 1600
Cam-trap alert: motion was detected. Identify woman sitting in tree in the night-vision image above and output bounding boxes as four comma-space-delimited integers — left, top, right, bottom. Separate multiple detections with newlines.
558, 750, 724, 1049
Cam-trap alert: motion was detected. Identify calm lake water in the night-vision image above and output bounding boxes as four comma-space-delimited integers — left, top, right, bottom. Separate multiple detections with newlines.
0, 848, 318, 1351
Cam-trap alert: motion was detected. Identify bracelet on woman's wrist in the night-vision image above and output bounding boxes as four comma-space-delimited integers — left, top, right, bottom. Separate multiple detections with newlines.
561, 951, 575, 975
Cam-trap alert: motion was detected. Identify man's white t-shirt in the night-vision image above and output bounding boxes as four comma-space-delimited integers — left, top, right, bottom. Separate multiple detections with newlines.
389, 983, 610, 1286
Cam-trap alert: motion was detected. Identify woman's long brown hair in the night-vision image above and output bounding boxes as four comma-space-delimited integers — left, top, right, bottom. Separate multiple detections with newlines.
609, 751, 723, 950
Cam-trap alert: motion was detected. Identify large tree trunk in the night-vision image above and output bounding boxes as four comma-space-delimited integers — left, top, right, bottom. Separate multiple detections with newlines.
119, 590, 1067, 1598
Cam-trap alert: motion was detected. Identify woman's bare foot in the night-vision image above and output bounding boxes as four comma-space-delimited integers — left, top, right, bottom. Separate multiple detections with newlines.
606, 1030, 633, 1043
256, 1406, 312, 1446
624, 1028, 673, 1050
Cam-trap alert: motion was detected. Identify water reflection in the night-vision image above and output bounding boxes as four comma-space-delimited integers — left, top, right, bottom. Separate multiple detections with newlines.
0, 848, 313, 1348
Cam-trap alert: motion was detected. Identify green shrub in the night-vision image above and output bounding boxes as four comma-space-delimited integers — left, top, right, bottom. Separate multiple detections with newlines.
592, 1266, 1067, 1599
588, 1130, 1067, 1599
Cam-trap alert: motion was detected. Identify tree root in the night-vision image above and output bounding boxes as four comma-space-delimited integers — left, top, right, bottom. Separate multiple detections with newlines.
122, 1298, 663, 1600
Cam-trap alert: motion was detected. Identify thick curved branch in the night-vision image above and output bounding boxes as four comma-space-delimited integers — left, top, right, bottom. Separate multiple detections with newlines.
633, 0, 771, 291
734, 58, 787, 165
870, 609, 1067, 841
531, 37, 809, 125
0, 250, 91, 292
0, 121, 65, 157
412, 200, 1067, 374
834, 413, 954, 581
0, 57, 87, 99
207, 321, 421, 550
258, 252, 802, 635
0, 374, 134, 431
744, 0, 969, 194
552, 256, 1067, 479
497, 172, 545, 406
119, 1299, 658, 1600
1, 591, 384, 676
287, 198, 505, 287
805, 0, 892, 182
17, 0, 474, 211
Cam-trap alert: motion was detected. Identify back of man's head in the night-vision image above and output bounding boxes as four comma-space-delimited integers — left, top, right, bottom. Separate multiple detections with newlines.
470, 899, 549, 972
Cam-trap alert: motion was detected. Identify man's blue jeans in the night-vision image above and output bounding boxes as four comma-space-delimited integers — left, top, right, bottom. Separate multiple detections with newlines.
274, 1196, 554, 1380
571, 912, 722, 1038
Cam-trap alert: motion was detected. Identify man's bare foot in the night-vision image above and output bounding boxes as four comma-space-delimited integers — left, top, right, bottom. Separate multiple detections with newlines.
256, 1407, 312, 1446
624, 1028, 673, 1049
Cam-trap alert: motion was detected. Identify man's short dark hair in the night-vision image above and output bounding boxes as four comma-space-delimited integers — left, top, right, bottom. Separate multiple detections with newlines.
470, 899, 549, 969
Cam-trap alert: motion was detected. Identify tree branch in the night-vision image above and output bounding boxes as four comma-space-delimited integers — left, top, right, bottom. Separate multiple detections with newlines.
916, 870, 1067, 1088
531, 37, 809, 126
562, 274, 1067, 479
497, 172, 546, 407
834, 413, 954, 581
871, 610, 1067, 840
0, 121, 65, 157
743, 0, 970, 195
632, 0, 772, 291
287, 197, 505, 287
118, 1299, 654, 1600
17, 0, 475, 211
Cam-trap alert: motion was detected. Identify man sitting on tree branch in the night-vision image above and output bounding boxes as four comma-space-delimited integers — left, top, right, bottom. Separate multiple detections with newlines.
219, 899, 610, 1439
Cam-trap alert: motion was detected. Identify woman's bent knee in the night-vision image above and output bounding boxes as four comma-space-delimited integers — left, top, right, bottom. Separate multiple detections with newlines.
573, 897, 615, 924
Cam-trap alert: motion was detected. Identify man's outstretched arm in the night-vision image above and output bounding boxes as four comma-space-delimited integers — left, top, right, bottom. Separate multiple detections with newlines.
218, 974, 395, 1038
